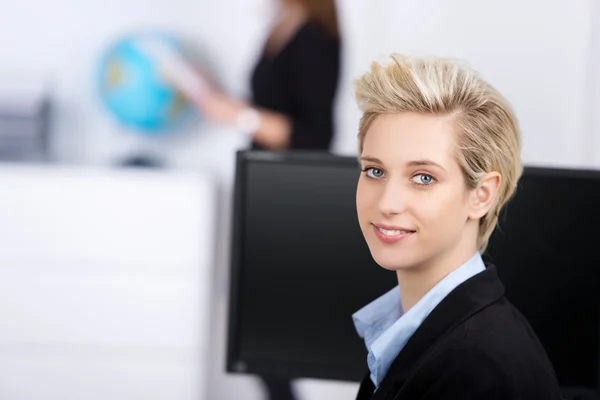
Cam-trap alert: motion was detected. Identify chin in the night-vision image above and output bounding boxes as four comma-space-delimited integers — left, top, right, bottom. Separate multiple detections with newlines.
368, 246, 421, 271
362, 227, 426, 271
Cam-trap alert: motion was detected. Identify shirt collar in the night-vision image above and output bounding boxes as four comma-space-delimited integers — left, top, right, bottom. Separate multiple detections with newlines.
352, 252, 486, 387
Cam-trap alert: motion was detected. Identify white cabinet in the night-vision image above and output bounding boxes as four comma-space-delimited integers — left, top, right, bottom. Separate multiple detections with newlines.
0, 165, 216, 399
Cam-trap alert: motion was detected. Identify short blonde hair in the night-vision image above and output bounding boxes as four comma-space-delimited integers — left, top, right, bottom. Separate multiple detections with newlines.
354, 54, 523, 252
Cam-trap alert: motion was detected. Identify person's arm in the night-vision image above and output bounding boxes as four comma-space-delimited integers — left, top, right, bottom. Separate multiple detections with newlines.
246, 108, 292, 150
191, 92, 292, 149
190, 91, 290, 149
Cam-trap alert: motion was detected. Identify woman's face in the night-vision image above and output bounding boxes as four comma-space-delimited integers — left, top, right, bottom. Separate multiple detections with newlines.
356, 112, 479, 271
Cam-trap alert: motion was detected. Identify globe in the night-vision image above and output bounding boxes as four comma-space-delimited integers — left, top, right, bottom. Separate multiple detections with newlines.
97, 31, 195, 135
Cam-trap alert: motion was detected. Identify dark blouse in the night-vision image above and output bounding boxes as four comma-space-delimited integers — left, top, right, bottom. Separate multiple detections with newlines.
250, 20, 341, 151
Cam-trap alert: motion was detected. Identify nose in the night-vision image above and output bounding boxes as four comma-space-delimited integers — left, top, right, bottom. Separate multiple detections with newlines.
377, 180, 408, 217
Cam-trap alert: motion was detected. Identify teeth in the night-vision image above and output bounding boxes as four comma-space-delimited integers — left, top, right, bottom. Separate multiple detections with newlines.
378, 227, 410, 236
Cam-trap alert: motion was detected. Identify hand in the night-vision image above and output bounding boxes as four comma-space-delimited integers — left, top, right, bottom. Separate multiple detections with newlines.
195, 90, 247, 125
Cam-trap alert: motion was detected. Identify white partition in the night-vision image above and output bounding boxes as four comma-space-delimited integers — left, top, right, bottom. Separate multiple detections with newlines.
0, 164, 216, 400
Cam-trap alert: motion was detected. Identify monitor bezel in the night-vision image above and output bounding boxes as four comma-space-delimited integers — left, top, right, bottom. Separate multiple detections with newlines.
226, 150, 363, 381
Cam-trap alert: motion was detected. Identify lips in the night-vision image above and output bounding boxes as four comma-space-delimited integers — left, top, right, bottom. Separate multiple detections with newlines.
372, 223, 415, 243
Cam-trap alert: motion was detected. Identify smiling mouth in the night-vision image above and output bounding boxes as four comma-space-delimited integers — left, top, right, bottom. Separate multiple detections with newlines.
376, 227, 415, 237
372, 224, 416, 243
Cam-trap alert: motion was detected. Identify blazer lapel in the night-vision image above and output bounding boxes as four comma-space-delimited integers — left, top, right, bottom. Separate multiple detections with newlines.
356, 373, 376, 400
372, 265, 506, 399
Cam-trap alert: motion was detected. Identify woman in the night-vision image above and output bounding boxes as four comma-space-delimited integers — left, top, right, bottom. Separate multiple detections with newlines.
196, 2, 341, 399
351, 54, 563, 399
196, 0, 341, 152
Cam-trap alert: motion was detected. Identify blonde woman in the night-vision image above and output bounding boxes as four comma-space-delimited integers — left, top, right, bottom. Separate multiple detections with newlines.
352, 55, 562, 400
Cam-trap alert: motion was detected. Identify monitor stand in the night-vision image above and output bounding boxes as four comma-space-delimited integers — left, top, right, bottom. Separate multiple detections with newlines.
260, 376, 297, 400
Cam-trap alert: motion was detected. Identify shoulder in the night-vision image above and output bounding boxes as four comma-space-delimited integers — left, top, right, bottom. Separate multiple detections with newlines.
404, 335, 528, 400
430, 334, 520, 381
414, 300, 561, 398
461, 297, 547, 359
288, 20, 340, 55
452, 298, 549, 369
391, 337, 520, 400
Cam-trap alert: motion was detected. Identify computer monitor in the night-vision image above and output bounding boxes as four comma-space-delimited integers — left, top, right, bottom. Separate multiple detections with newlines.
485, 166, 600, 391
226, 150, 599, 391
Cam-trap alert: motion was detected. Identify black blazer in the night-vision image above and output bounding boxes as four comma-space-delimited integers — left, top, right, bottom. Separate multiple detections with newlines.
356, 265, 563, 400
250, 21, 340, 151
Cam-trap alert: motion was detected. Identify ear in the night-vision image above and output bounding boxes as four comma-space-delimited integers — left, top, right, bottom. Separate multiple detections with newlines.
468, 172, 501, 220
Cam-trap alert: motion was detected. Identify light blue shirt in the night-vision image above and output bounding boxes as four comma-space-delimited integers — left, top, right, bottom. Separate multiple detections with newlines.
352, 252, 486, 387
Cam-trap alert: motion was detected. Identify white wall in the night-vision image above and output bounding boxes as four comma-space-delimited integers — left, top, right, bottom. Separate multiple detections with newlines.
0, 0, 597, 399
586, 0, 600, 168
336, 0, 595, 170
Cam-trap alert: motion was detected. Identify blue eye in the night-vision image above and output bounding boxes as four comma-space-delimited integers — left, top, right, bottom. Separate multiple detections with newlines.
412, 174, 435, 185
362, 167, 384, 179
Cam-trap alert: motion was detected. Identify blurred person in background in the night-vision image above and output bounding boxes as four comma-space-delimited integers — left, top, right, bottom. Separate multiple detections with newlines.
194, 1, 342, 399
195, 0, 341, 153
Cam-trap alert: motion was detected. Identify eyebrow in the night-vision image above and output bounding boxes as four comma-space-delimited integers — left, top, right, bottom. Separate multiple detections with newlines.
359, 156, 447, 172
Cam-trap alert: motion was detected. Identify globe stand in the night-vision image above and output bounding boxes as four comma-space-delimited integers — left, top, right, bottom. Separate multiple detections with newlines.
117, 153, 164, 169
112, 130, 167, 169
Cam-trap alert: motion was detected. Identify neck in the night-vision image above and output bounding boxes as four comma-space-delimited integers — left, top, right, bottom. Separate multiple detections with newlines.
276, 2, 306, 24
265, 3, 307, 55
397, 240, 478, 313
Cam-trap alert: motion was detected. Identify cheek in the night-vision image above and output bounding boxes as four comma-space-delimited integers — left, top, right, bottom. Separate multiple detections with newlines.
413, 189, 468, 229
356, 179, 375, 222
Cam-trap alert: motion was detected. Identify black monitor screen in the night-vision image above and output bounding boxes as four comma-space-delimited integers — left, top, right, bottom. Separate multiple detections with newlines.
485, 167, 600, 390
226, 150, 599, 390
